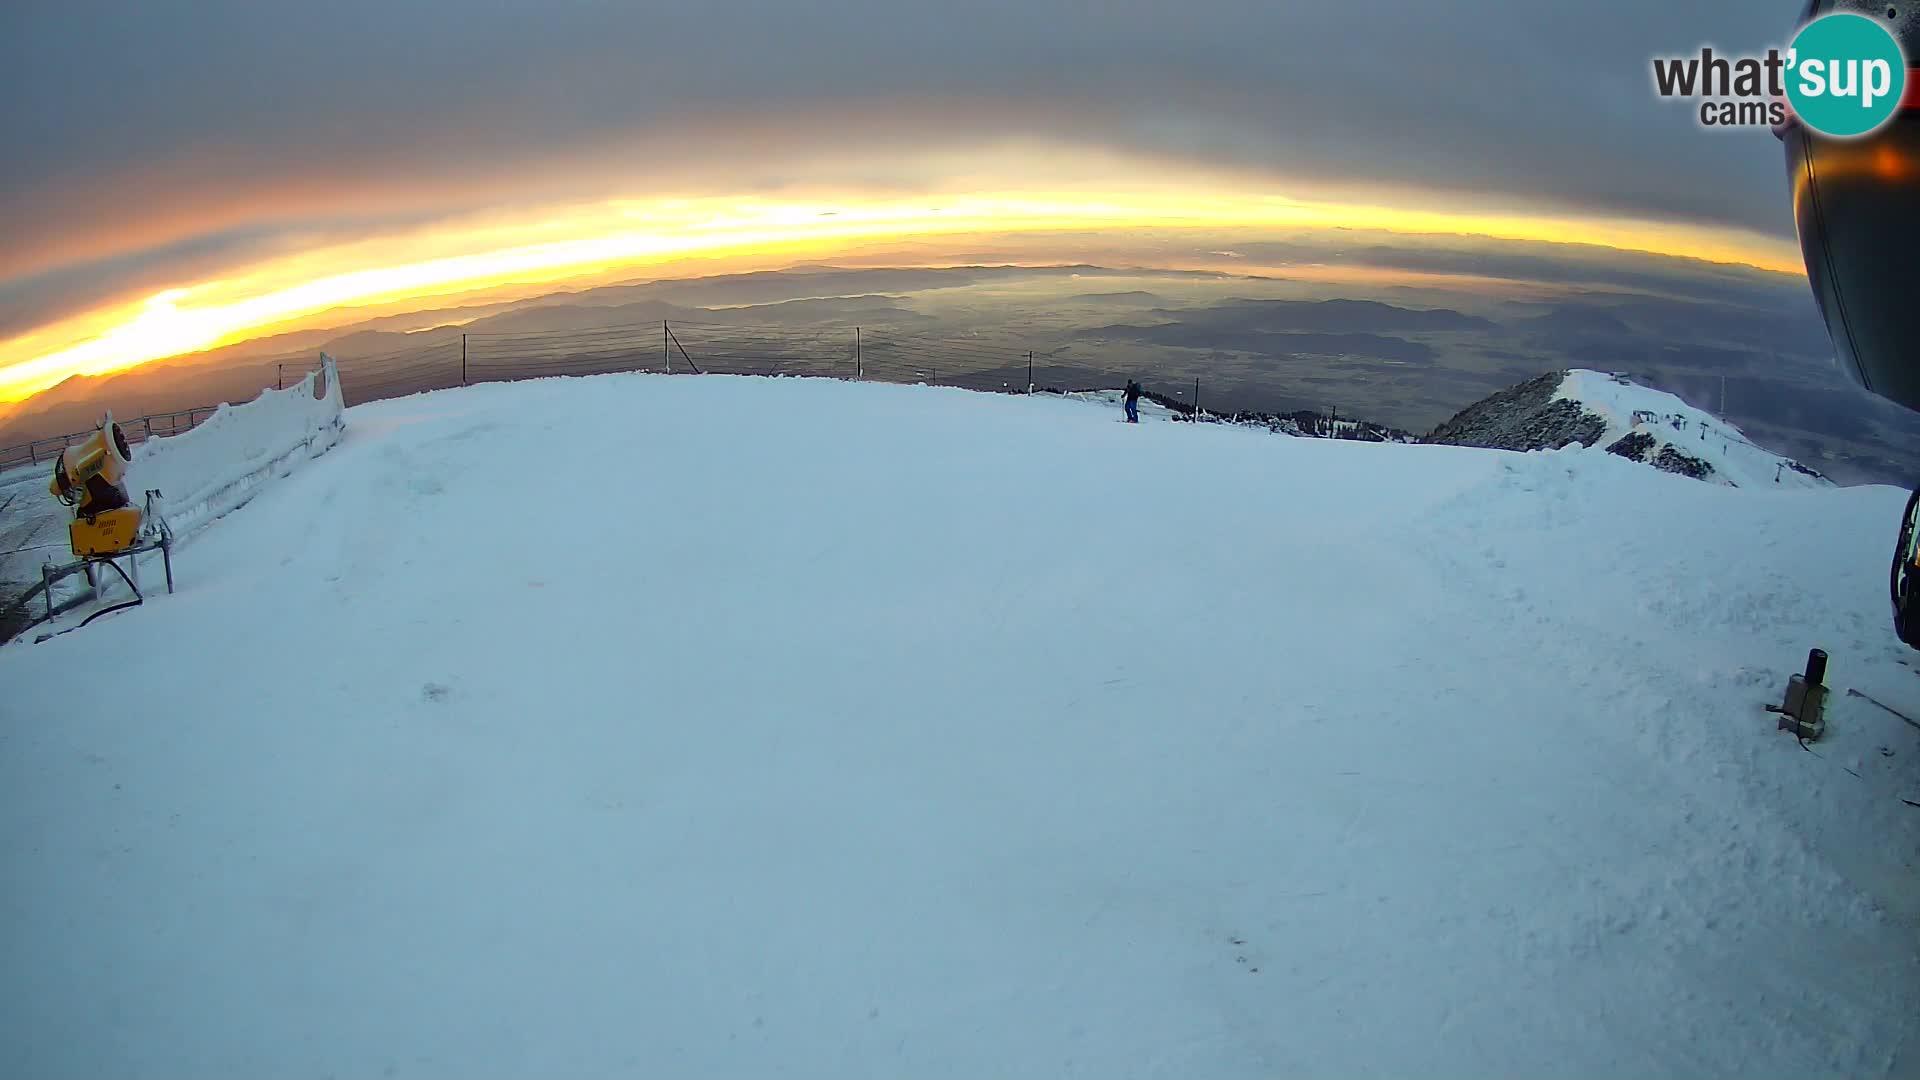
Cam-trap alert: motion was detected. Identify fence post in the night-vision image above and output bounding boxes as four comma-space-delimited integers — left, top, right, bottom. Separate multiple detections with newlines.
1027, 351, 1034, 393
855, 327, 861, 380
276, 363, 284, 391
461, 334, 468, 386
1193, 377, 1200, 417
27, 440, 36, 465
663, 320, 670, 373
144, 417, 153, 440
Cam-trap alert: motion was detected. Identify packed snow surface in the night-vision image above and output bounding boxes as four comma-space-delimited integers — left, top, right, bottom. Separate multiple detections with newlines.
3, 373, 1916, 1078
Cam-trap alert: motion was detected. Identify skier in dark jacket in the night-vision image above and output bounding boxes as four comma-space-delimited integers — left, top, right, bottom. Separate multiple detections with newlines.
1123, 380, 1142, 423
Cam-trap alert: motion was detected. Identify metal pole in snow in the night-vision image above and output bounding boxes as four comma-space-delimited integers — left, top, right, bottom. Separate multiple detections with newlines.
1194, 377, 1200, 417
663, 320, 670, 373
277, 364, 284, 391
1027, 351, 1034, 393
461, 334, 468, 385
856, 327, 861, 380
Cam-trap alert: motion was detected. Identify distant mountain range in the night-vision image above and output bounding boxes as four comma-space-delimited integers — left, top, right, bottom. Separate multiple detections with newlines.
2, 260, 1910, 486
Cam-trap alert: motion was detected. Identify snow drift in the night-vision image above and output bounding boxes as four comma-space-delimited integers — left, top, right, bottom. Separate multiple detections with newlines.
1, 372, 1915, 1078
127, 353, 345, 538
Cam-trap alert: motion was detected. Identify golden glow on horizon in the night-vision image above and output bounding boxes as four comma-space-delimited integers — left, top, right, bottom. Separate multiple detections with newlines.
0, 184, 1803, 402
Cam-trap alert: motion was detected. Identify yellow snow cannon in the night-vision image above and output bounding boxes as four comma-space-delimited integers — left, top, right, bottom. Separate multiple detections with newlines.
49, 415, 142, 557
27, 412, 175, 636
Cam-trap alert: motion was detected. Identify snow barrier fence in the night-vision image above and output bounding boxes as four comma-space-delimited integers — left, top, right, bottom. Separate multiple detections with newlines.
129, 353, 346, 539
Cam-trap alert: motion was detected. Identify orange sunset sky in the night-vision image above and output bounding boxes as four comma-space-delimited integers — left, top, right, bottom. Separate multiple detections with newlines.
0, 2, 1812, 404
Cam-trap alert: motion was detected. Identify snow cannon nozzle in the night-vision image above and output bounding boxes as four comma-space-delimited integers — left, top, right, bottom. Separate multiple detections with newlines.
1804, 648, 1828, 687
48, 414, 140, 556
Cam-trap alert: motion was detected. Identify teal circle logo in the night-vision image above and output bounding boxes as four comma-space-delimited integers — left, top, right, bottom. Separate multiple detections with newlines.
1787, 12, 1908, 138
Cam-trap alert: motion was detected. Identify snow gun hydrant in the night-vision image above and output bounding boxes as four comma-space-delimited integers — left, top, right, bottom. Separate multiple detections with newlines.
40, 413, 174, 628
1769, 648, 1828, 743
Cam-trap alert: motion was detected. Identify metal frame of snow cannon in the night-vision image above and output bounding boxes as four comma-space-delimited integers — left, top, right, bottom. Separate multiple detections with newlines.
38, 488, 176, 631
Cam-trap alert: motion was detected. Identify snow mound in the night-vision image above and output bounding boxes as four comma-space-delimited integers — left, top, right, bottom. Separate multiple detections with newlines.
1, 372, 1914, 1078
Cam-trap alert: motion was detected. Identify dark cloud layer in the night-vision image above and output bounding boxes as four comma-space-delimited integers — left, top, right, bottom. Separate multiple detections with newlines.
1, 0, 1806, 290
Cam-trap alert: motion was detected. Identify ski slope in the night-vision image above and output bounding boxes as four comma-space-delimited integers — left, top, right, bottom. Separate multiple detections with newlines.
3, 373, 1917, 1078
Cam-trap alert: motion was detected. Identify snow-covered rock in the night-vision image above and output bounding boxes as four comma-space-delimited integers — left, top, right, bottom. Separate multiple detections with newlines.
1426, 369, 1829, 489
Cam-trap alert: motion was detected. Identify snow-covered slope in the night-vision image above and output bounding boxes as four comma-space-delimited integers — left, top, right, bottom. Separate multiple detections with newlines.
1428, 369, 1829, 489
2, 374, 1916, 1078
1051, 386, 1186, 422
1556, 368, 1829, 489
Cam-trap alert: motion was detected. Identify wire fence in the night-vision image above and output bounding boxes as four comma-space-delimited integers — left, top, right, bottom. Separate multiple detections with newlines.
2, 318, 1412, 473
0, 405, 222, 473
317, 320, 1223, 414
